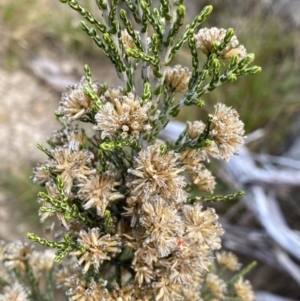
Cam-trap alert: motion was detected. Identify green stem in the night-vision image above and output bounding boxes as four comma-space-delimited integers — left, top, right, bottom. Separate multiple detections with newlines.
227, 261, 257, 286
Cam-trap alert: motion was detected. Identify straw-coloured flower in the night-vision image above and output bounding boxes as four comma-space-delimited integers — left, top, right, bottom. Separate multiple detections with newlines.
195, 27, 247, 60
94, 93, 152, 139
65, 275, 107, 301
49, 145, 95, 194
50, 125, 87, 148
234, 278, 255, 301
77, 173, 124, 216
164, 65, 191, 93
181, 203, 224, 249
180, 149, 215, 193
103, 86, 124, 103
216, 251, 241, 271
0, 282, 29, 301
140, 196, 184, 257
187, 121, 206, 140
73, 228, 122, 274
128, 145, 186, 202
205, 273, 227, 298
32, 164, 51, 186
58, 77, 103, 121
209, 103, 245, 161
192, 165, 216, 193
3, 241, 33, 273
29, 249, 55, 277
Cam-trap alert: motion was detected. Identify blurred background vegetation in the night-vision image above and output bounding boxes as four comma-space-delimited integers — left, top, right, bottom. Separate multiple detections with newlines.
0, 0, 300, 298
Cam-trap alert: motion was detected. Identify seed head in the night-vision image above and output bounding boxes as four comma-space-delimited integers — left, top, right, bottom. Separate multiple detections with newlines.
164, 65, 191, 93
49, 145, 95, 194
77, 172, 124, 216
94, 93, 152, 139
73, 228, 121, 274
234, 278, 255, 301
128, 145, 186, 202
216, 251, 241, 271
205, 273, 227, 298
0, 282, 29, 301
181, 204, 224, 249
209, 103, 245, 161
195, 27, 247, 60
58, 77, 103, 121
187, 121, 206, 140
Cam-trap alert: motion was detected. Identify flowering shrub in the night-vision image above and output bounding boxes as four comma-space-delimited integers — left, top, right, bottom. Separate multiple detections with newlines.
0, 1, 260, 300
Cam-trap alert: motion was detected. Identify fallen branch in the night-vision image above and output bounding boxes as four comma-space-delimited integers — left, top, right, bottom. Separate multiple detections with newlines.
222, 220, 300, 286
254, 154, 300, 170
223, 148, 300, 261
255, 291, 298, 301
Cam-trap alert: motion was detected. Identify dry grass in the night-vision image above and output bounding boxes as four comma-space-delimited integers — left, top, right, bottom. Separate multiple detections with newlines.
0, 0, 99, 69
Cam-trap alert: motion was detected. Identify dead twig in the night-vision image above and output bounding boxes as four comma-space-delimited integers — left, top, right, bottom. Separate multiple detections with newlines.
255, 291, 299, 301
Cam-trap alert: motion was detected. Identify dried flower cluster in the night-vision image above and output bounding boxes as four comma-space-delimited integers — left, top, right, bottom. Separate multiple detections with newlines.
94, 92, 152, 139
195, 27, 247, 61
1, 1, 261, 300
209, 103, 245, 161
0, 241, 55, 301
201, 251, 255, 301
164, 65, 191, 93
